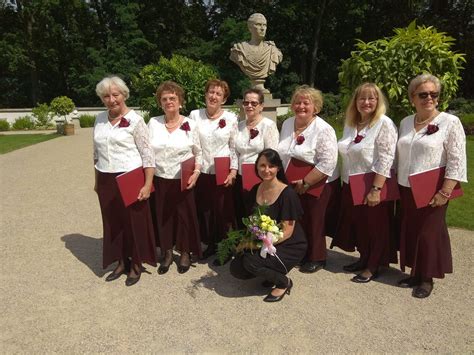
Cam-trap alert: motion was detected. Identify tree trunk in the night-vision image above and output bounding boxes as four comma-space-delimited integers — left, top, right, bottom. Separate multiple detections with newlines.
309, 0, 330, 87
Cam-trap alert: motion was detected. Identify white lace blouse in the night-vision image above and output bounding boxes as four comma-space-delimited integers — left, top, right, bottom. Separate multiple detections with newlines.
338, 115, 398, 184
235, 117, 279, 174
148, 116, 202, 179
93, 110, 154, 173
397, 112, 467, 187
278, 116, 338, 182
190, 109, 238, 174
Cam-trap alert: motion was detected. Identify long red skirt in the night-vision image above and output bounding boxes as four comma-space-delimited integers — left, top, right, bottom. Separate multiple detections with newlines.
153, 177, 202, 257
195, 173, 236, 246
97, 172, 157, 269
332, 183, 396, 270
299, 180, 339, 262
324, 178, 341, 238
233, 174, 255, 228
399, 186, 452, 279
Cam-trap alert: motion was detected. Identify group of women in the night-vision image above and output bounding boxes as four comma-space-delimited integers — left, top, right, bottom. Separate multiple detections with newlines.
93, 74, 466, 302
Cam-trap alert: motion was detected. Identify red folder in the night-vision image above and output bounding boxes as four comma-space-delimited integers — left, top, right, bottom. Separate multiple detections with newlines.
180, 156, 196, 191
408, 166, 463, 208
349, 171, 400, 206
241, 163, 261, 191
285, 157, 327, 197
214, 157, 231, 185
115, 167, 155, 207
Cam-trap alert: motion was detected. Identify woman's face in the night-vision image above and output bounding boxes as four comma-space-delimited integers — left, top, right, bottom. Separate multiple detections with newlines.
160, 91, 181, 115
292, 95, 316, 121
243, 92, 263, 119
257, 155, 279, 182
411, 81, 439, 115
101, 85, 126, 114
205, 85, 226, 111
356, 88, 378, 119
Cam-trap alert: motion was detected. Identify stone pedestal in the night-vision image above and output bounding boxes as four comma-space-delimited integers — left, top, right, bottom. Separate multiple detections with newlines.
234, 93, 281, 123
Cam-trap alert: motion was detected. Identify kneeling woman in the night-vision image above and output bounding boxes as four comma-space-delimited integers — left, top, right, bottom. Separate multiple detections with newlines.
230, 149, 307, 302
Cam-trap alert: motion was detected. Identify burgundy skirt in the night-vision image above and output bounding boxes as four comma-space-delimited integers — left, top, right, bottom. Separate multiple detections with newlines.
97, 172, 157, 269
153, 177, 202, 257
324, 178, 341, 238
233, 174, 254, 228
332, 183, 396, 270
299, 180, 337, 262
195, 173, 236, 246
399, 186, 452, 279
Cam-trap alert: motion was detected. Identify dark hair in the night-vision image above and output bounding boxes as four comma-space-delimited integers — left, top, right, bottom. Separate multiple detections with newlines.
255, 149, 288, 184
156, 81, 185, 106
243, 88, 264, 104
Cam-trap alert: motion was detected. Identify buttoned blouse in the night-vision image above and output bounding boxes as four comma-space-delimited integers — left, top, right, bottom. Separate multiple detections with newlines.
93, 110, 154, 173
278, 116, 338, 182
148, 115, 202, 179
338, 115, 397, 184
190, 109, 238, 174
397, 112, 467, 187
235, 117, 279, 174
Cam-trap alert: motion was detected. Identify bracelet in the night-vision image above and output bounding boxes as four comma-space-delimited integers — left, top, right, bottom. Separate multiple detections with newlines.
438, 189, 451, 199
371, 185, 382, 191
193, 169, 201, 174
302, 180, 310, 189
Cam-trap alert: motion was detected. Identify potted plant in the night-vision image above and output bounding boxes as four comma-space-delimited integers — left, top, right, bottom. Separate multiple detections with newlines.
50, 96, 75, 135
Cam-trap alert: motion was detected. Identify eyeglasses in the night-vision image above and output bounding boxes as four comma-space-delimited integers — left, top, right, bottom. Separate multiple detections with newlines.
242, 100, 260, 107
416, 91, 439, 99
357, 97, 377, 102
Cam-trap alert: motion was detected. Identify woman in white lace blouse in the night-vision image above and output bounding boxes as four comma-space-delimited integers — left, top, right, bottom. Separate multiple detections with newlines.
149, 81, 203, 274
234, 88, 279, 227
332, 83, 398, 283
397, 74, 467, 298
189, 79, 238, 264
93, 76, 156, 286
278, 85, 338, 274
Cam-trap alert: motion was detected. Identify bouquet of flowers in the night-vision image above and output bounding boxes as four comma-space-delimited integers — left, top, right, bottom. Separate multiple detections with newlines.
216, 205, 284, 265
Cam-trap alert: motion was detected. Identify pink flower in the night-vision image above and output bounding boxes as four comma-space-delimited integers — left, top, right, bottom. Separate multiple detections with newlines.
249, 128, 259, 139
426, 124, 439, 135
354, 134, 364, 143
180, 121, 191, 132
218, 119, 226, 128
296, 135, 305, 145
118, 117, 130, 127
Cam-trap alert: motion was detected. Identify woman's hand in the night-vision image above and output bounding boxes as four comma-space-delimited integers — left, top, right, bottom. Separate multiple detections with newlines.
292, 179, 309, 195
429, 192, 449, 208
137, 184, 152, 201
224, 170, 237, 187
187, 171, 200, 189
364, 189, 381, 207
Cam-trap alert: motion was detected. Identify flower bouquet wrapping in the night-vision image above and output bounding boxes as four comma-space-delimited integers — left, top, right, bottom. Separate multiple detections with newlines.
216, 205, 284, 265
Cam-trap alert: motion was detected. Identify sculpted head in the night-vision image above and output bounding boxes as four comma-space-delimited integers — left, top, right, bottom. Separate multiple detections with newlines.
247, 13, 267, 40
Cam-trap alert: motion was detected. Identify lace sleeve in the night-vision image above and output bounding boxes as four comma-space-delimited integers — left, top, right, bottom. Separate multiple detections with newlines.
372, 120, 397, 177
314, 126, 338, 176
133, 118, 155, 168
444, 117, 467, 182
192, 126, 203, 167
263, 121, 280, 149
229, 119, 238, 170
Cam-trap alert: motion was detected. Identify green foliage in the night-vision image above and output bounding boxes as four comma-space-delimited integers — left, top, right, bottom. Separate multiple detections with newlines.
78, 114, 96, 128
31, 103, 52, 128
448, 97, 474, 114
132, 54, 218, 116
50, 96, 75, 121
460, 113, 474, 135
339, 20, 466, 121
216, 229, 244, 266
0, 119, 10, 131
12, 116, 35, 130
321, 92, 344, 119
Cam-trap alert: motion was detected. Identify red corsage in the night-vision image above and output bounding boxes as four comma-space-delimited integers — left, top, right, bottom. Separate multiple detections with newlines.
353, 134, 364, 143
249, 128, 259, 140
118, 117, 130, 127
180, 121, 191, 133
426, 124, 439, 135
296, 135, 305, 145
218, 119, 226, 128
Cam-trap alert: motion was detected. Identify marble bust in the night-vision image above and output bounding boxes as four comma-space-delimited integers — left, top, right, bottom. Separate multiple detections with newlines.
230, 13, 283, 93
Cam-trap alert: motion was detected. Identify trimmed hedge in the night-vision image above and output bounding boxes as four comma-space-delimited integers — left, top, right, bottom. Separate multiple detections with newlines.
79, 114, 96, 127
12, 116, 35, 130
0, 119, 10, 131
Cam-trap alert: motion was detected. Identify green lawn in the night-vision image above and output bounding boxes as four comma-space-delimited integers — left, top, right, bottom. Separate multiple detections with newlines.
0, 134, 60, 154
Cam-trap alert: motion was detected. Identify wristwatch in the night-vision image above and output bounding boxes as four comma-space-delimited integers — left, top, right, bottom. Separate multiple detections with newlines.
371, 185, 382, 191
303, 180, 310, 189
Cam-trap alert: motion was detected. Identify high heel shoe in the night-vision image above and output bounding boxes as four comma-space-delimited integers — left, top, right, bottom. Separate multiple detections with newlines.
177, 252, 191, 274
125, 264, 142, 287
351, 270, 378, 283
158, 249, 173, 275
263, 279, 293, 302
105, 258, 130, 282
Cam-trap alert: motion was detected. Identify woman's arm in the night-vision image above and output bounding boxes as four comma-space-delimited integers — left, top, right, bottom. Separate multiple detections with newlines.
275, 220, 296, 244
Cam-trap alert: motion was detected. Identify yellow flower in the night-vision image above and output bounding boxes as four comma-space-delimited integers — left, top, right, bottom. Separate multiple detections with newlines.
261, 222, 268, 230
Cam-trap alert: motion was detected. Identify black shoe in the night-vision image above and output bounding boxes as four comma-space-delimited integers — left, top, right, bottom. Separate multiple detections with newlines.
412, 282, 433, 298
300, 260, 326, 273
263, 279, 293, 302
105, 259, 130, 282
158, 263, 171, 275
397, 276, 421, 288
261, 280, 274, 288
202, 246, 216, 260
343, 260, 366, 272
125, 264, 142, 287
158, 250, 173, 275
177, 253, 191, 274
351, 271, 378, 283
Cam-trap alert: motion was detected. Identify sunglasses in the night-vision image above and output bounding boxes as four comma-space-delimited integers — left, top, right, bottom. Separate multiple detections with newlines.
242, 100, 260, 107
416, 91, 439, 99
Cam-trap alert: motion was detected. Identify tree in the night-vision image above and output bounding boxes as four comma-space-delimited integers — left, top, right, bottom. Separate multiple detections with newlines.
339, 20, 466, 121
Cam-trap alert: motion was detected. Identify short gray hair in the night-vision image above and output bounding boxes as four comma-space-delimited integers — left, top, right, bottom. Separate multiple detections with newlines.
95, 76, 130, 100
408, 74, 441, 100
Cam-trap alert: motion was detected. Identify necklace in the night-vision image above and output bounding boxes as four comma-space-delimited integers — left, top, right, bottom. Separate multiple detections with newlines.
205, 109, 223, 120
294, 116, 315, 134
247, 116, 262, 129
414, 114, 433, 125
165, 116, 182, 130
108, 110, 127, 122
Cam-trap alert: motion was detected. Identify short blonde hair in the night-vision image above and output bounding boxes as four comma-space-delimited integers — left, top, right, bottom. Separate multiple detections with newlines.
290, 85, 323, 115
96, 76, 130, 100
345, 82, 387, 128
408, 74, 441, 102
205, 79, 230, 100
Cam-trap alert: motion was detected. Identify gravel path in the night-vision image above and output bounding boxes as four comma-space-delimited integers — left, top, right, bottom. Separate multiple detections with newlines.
1, 127, 473, 353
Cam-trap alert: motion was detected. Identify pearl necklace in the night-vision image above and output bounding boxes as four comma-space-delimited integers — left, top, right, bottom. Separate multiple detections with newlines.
294, 117, 315, 135
205, 109, 223, 120
165, 116, 182, 130
414, 115, 432, 125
